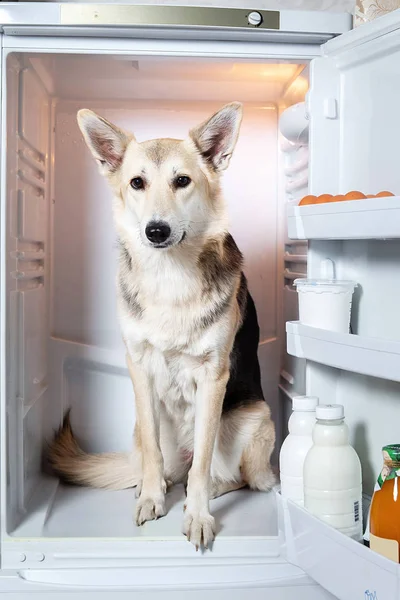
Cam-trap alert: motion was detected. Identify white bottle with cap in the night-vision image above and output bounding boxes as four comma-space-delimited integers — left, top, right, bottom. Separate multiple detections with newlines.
304, 404, 363, 540
280, 395, 318, 505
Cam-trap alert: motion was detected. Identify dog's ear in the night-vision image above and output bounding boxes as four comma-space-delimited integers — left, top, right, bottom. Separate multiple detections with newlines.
190, 102, 243, 171
77, 109, 132, 174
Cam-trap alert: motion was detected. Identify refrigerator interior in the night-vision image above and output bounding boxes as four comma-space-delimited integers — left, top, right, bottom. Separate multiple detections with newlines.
4, 51, 310, 542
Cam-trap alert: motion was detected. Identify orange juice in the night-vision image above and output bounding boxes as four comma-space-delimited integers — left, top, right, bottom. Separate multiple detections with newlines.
370, 445, 400, 562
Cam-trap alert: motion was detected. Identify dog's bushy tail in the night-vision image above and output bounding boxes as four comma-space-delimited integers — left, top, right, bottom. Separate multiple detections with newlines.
47, 411, 139, 490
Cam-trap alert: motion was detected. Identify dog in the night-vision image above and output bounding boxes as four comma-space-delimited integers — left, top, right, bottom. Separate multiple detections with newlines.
48, 103, 276, 550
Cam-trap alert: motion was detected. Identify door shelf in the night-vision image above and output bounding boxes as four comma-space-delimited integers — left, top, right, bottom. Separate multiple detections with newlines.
276, 490, 400, 600
286, 321, 400, 382
287, 197, 400, 240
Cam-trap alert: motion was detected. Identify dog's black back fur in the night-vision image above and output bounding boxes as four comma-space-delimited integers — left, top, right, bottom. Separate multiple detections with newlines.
223, 275, 264, 413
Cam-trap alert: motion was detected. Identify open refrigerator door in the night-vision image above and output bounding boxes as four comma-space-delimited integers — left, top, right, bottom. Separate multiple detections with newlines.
281, 8, 400, 600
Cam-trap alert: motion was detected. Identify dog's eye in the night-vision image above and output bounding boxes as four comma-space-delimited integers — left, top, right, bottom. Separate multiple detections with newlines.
130, 177, 145, 190
175, 176, 191, 188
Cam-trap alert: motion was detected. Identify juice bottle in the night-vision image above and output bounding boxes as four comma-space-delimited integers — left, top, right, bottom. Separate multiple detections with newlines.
370, 444, 400, 562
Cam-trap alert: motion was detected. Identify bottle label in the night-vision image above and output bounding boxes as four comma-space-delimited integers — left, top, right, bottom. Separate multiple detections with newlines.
376, 447, 400, 489
354, 500, 360, 523
370, 533, 399, 562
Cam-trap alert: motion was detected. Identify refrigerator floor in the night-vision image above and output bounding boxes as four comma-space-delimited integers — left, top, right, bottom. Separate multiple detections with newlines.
13, 483, 278, 539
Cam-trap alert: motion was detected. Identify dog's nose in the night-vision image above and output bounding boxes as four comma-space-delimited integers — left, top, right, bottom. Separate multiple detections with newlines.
145, 221, 171, 245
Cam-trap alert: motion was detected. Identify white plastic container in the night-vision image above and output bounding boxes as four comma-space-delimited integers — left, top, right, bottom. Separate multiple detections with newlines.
294, 278, 357, 333
280, 395, 318, 505
304, 404, 363, 540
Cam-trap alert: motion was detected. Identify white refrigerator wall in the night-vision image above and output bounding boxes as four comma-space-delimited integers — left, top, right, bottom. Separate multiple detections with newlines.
3, 55, 54, 531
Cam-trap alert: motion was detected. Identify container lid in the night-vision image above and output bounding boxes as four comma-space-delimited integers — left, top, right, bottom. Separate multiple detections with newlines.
316, 404, 344, 420
294, 278, 357, 290
292, 396, 319, 412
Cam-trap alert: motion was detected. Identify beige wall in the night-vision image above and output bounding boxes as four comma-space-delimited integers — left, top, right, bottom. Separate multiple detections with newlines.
355, 0, 400, 26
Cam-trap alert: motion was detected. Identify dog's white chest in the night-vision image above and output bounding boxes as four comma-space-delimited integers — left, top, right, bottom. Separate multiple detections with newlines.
118, 256, 225, 449
160, 352, 198, 440
125, 336, 202, 448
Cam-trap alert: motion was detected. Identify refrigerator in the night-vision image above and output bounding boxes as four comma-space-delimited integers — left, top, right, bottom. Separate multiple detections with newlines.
0, 3, 399, 598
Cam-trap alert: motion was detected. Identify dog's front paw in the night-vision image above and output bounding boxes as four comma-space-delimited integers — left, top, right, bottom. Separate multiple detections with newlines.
135, 479, 167, 525
183, 508, 216, 550
135, 492, 166, 525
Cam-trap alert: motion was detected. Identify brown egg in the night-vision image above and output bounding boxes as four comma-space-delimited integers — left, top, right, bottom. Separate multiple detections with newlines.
315, 194, 334, 204
332, 195, 345, 202
366, 194, 376, 198
375, 191, 395, 197
344, 191, 367, 200
299, 195, 317, 206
